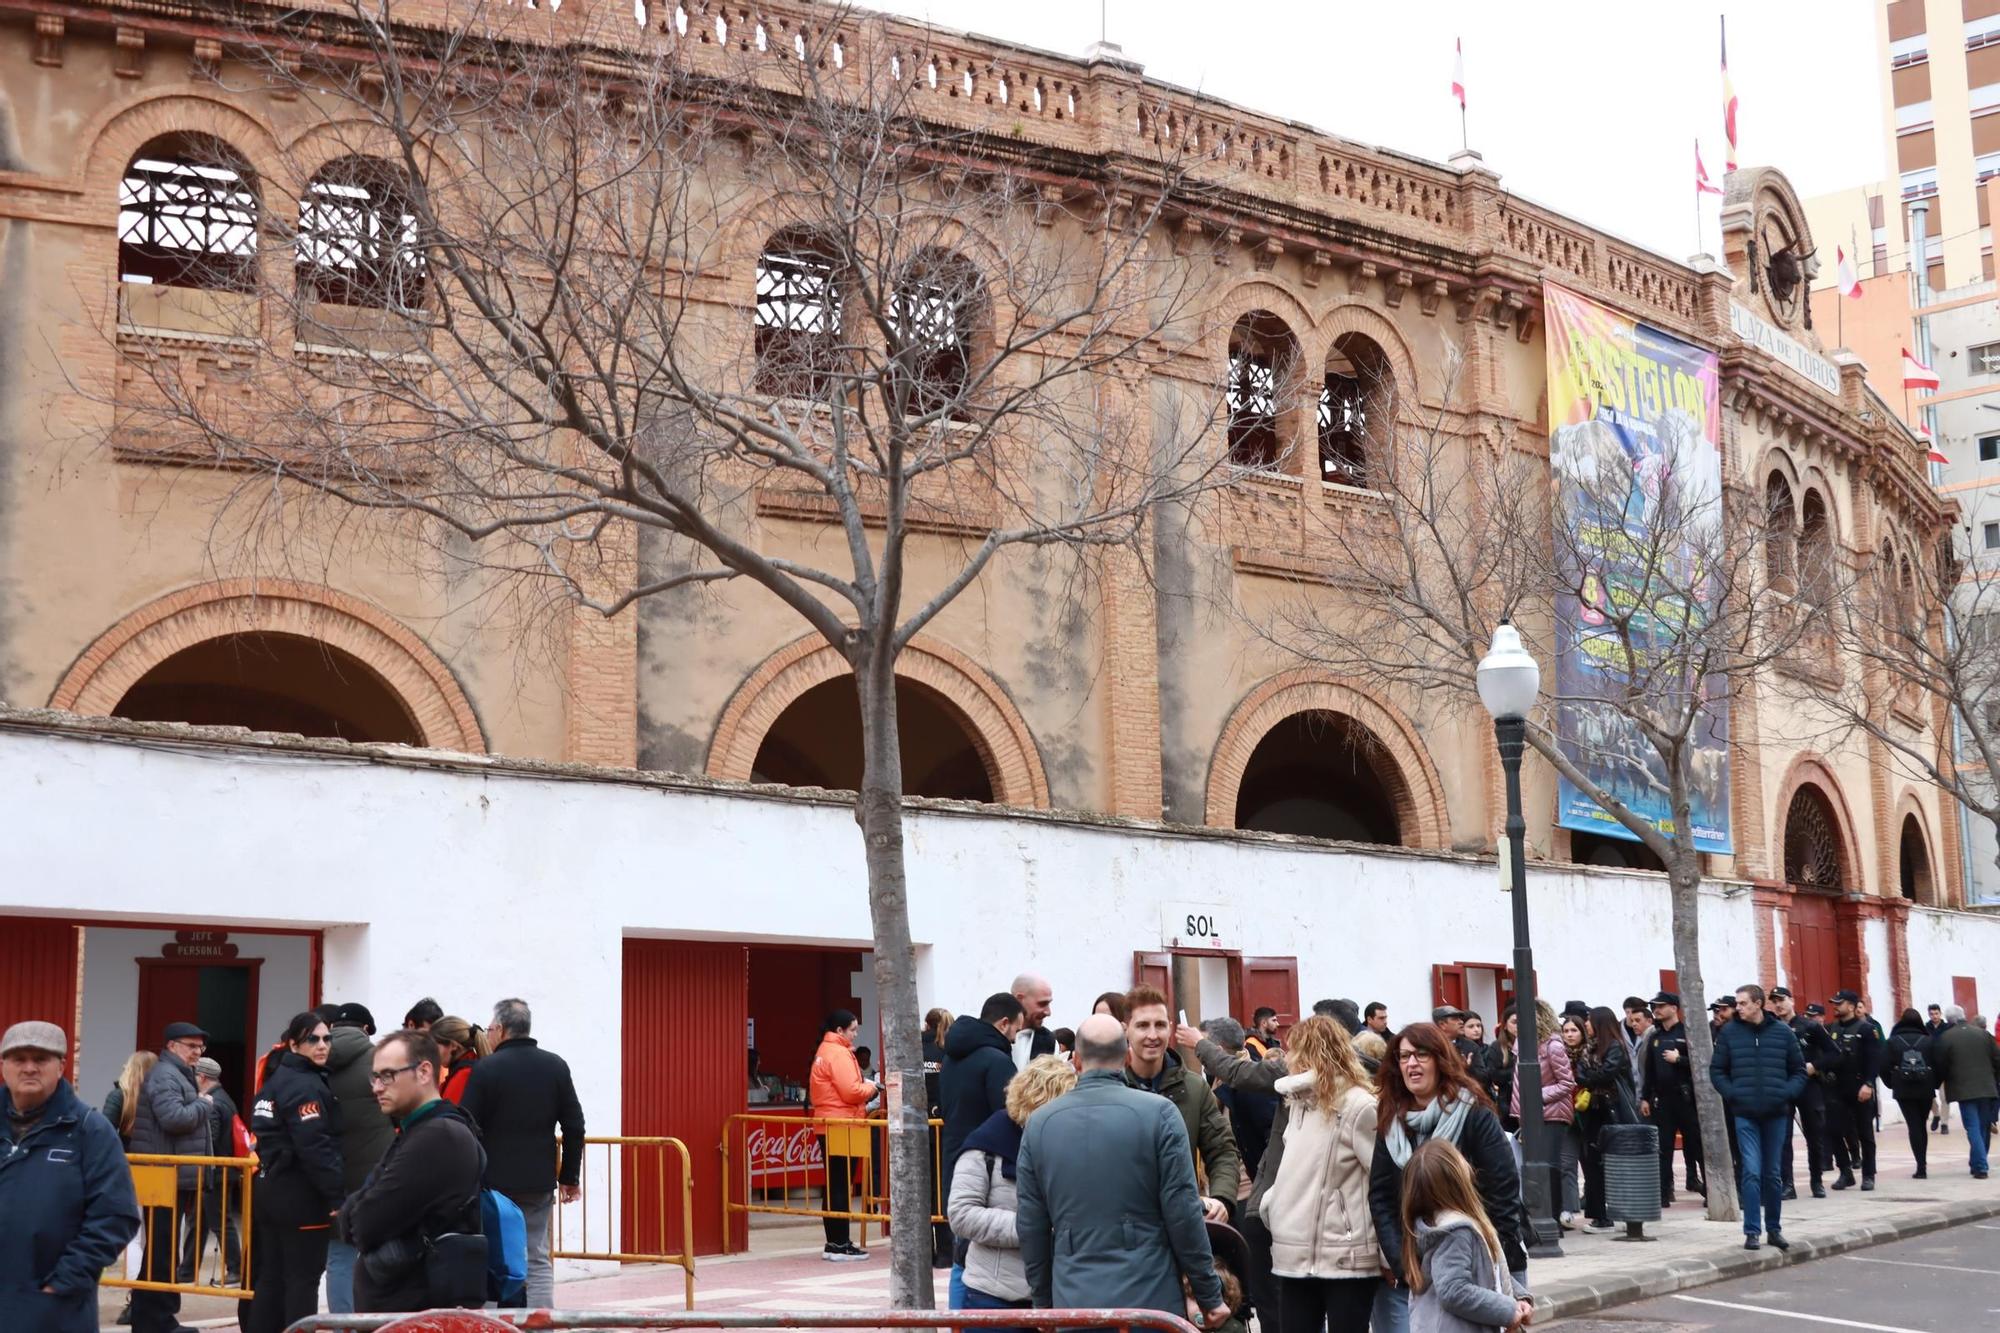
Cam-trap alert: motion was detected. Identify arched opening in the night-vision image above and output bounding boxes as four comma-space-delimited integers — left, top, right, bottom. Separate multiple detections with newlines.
1782, 782, 1847, 891
1569, 828, 1667, 872
111, 632, 423, 744
1319, 333, 1392, 486
117, 132, 260, 291
754, 229, 843, 398
751, 676, 995, 801
1764, 473, 1796, 593
1799, 489, 1834, 608
296, 155, 426, 309
1225, 310, 1300, 469
889, 248, 985, 419
1232, 710, 1404, 844
1899, 814, 1934, 904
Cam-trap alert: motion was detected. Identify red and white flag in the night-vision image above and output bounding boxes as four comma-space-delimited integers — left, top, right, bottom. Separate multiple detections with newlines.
1696, 141, 1722, 196
1722, 18, 1738, 172
1902, 347, 1940, 390
1917, 424, 1949, 466
1452, 38, 1466, 109
1835, 246, 1862, 298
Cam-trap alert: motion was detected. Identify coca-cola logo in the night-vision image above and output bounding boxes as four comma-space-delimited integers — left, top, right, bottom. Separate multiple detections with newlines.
746, 1123, 824, 1176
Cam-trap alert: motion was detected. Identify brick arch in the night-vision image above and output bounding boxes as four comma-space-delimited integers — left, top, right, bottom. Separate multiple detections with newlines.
1315, 301, 1420, 403
50, 579, 485, 753
75, 87, 284, 201
706, 634, 1050, 808
1205, 670, 1448, 848
1891, 788, 1941, 907
1205, 278, 1316, 355
1771, 753, 1864, 892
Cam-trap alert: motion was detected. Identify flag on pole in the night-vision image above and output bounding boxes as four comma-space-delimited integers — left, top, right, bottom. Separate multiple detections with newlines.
1902, 347, 1940, 390
1722, 18, 1738, 172
1917, 425, 1949, 466
1835, 246, 1862, 297
1452, 38, 1466, 109
1696, 141, 1723, 195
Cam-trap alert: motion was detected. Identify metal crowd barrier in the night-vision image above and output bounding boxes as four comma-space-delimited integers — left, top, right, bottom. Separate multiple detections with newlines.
718, 1113, 946, 1253
287, 1308, 1208, 1332
554, 1135, 698, 1309
107, 1152, 256, 1300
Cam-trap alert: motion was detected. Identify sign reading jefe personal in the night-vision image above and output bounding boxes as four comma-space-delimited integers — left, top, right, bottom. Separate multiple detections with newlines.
1543, 283, 1732, 854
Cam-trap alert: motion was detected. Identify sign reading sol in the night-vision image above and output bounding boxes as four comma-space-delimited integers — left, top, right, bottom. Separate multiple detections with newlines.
1160, 902, 1230, 948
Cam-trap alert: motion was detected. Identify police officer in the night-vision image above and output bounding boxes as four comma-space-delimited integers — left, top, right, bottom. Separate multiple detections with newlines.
1770, 990, 1835, 1198
1825, 989, 1882, 1191
1638, 990, 1706, 1206
245, 1011, 346, 1333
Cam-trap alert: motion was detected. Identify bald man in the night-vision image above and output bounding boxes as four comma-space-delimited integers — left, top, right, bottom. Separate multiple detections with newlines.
1010, 972, 1056, 1071
1016, 1015, 1228, 1325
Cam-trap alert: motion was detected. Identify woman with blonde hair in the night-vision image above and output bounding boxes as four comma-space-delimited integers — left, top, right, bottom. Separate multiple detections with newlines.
430, 1016, 490, 1105
1259, 1014, 1380, 1332
102, 1050, 156, 1146
947, 1055, 1078, 1329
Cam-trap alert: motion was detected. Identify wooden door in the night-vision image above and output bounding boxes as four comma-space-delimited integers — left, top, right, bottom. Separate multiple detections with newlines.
1239, 957, 1299, 1038
1786, 893, 1840, 1008
0, 916, 79, 1064
1134, 951, 1173, 1013
1431, 963, 1467, 1011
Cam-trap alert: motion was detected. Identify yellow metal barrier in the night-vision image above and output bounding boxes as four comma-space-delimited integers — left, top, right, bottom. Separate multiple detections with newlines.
554, 1135, 696, 1309
107, 1153, 256, 1300
719, 1113, 945, 1253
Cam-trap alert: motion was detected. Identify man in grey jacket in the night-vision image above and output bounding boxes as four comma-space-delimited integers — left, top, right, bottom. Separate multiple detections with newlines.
1016, 1014, 1228, 1324
127, 1021, 212, 1333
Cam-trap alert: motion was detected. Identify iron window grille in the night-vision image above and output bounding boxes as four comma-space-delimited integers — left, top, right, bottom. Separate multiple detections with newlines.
296, 164, 427, 309
117, 144, 259, 290
754, 247, 842, 398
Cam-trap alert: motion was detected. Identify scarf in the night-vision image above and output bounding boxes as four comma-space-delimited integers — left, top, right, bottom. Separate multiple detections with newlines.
959, 1107, 1024, 1180
1384, 1086, 1475, 1168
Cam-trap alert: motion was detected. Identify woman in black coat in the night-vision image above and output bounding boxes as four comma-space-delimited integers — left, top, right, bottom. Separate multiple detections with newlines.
1884, 1008, 1939, 1178
1370, 1022, 1530, 1330
1570, 1007, 1637, 1232
242, 1012, 346, 1333
1473, 1006, 1520, 1135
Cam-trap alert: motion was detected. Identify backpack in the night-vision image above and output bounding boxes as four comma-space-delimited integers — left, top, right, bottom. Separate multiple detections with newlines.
1893, 1041, 1932, 1090
481, 1187, 529, 1306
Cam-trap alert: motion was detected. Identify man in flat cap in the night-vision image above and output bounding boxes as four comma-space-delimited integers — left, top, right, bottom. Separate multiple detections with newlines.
1, 1020, 140, 1332
128, 1021, 213, 1332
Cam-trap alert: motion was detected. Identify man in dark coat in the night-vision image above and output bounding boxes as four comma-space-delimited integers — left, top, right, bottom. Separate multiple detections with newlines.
1124, 987, 1240, 1221
2, 1021, 141, 1333
1826, 989, 1883, 1190
1933, 1004, 2000, 1178
1772, 987, 1835, 1198
175, 1058, 242, 1287
339, 1030, 486, 1312
1637, 992, 1704, 1206
460, 997, 584, 1310
1709, 984, 1805, 1251
1017, 1015, 1227, 1323
322, 1003, 392, 1313
938, 992, 1024, 1308
127, 1021, 212, 1333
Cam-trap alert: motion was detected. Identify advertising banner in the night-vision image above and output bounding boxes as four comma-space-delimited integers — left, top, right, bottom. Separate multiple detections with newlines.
1544, 283, 1731, 854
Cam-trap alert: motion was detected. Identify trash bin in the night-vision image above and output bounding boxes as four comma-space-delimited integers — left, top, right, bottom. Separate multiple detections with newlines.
1600, 1122, 1661, 1238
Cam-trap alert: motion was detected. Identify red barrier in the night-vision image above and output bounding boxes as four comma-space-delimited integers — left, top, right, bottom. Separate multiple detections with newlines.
288, 1309, 1207, 1333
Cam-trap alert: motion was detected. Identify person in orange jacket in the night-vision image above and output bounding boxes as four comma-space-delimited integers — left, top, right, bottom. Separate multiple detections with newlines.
810, 1009, 878, 1261
429, 1015, 490, 1105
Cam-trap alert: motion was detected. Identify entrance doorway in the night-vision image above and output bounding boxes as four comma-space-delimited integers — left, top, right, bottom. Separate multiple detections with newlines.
1786, 893, 1840, 1009
1433, 962, 1515, 1032
136, 959, 261, 1110
1131, 951, 1299, 1032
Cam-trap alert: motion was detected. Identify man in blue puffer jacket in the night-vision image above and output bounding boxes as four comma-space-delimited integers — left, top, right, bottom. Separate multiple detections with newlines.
1710, 984, 1806, 1254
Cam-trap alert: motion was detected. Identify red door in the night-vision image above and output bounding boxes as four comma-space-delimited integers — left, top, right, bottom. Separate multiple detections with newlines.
1953, 975, 1980, 1015
1239, 957, 1300, 1039
0, 916, 80, 1064
624, 939, 747, 1256
1787, 893, 1840, 1008
1134, 951, 1173, 1012
1431, 964, 1467, 1011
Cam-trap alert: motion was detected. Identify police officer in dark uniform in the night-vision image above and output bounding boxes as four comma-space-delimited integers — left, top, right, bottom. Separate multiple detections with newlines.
1638, 990, 1706, 1206
1826, 989, 1882, 1191
1770, 988, 1836, 1198
245, 1011, 346, 1333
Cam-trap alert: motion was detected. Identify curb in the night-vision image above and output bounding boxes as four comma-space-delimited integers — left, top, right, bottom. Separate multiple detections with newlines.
1534, 1195, 2000, 1321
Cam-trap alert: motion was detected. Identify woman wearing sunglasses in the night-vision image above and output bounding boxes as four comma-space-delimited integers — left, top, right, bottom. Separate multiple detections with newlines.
242, 1012, 347, 1333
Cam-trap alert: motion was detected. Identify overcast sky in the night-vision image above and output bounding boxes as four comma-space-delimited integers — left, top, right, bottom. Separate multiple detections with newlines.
861, 0, 1884, 262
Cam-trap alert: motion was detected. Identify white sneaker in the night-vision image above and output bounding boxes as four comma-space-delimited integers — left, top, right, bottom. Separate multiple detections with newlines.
1559, 1211, 1576, 1229
823, 1243, 869, 1262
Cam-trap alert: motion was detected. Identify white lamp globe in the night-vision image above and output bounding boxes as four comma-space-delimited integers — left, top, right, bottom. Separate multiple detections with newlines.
1477, 620, 1541, 721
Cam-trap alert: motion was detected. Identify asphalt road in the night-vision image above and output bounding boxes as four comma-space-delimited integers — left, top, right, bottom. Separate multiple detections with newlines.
1540, 1217, 2000, 1332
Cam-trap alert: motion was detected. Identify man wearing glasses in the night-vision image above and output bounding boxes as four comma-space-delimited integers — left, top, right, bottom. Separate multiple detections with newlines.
127, 1021, 214, 1333
337, 1029, 486, 1312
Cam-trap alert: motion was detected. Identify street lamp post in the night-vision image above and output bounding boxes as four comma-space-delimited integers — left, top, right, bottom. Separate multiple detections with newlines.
1477, 619, 1564, 1260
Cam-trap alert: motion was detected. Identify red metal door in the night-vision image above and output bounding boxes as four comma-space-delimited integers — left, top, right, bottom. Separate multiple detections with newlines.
1134, 951, 1173, 1012
1431, 963, 1467, 1011
1953, 975, 1979, 1015
1239, 957, 1299, 1039
0, 916, 80, 1064
1787, 894, 1840, 1008
623, 938, 747, 1256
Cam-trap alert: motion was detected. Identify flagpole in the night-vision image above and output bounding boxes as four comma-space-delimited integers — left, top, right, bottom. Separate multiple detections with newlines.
1461, 100, 1468, 154
1694, 138, 1702, 254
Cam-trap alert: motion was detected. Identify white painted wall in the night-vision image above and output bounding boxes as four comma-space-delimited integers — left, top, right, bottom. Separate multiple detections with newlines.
1906, 904, 2000, 1016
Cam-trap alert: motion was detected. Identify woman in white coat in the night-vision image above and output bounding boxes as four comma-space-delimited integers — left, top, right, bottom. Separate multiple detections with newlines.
946, 1055, 1078, 1328
1258, 1015, 1381, 1333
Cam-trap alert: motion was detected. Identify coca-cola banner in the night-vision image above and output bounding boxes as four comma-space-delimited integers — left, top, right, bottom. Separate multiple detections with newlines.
746, 1117, 825, 1187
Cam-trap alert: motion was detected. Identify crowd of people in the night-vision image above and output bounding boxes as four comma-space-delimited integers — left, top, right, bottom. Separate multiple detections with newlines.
885, 974, 2000, 1333
1, 994, 583, 1333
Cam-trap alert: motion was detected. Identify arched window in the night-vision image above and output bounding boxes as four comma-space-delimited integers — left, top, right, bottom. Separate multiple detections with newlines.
751, 675, 995, 801
1319, 334, 1392, 486
755, 233, 842, 398
113, 632, 423, 745
1226, 311, 1298, 469
117, 133, 259, 291
296, 157, 426, 309
1800, 489, 1834, 607
889, 249, 983, 418
1764, 473, 1796, 593
1232, 710, 1406, 844
1898, 814, 1933, 904
1782, 783, 1845, 891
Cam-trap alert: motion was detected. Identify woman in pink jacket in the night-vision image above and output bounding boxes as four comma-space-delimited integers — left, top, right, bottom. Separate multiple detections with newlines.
1511, 999, 1579, 1227
810, 1009, 877, 1261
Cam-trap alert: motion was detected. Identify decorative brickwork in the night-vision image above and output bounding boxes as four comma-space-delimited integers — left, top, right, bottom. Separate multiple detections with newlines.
706, 633, 1050, 808
49, 579, 485, 753
1771, 754, 1864, 893
1204, 670, 1447, 848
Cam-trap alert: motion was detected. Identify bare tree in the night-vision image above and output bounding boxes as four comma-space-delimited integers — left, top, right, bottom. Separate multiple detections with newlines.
98, 2, 1229, 1301
1806, 520, 2000, 898
1251, 350, 1848, 1224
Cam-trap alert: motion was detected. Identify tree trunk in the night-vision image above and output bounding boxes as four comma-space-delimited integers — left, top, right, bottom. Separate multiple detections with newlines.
1668, 855, 1739, 1223
854, 659, 935, 1308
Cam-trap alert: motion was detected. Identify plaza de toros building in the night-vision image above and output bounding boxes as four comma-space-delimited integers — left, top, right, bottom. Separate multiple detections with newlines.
2, 0, 1996, 1258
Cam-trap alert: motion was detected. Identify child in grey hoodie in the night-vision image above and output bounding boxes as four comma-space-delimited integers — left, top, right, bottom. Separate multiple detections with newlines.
1400, 1140, 1534, 1333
